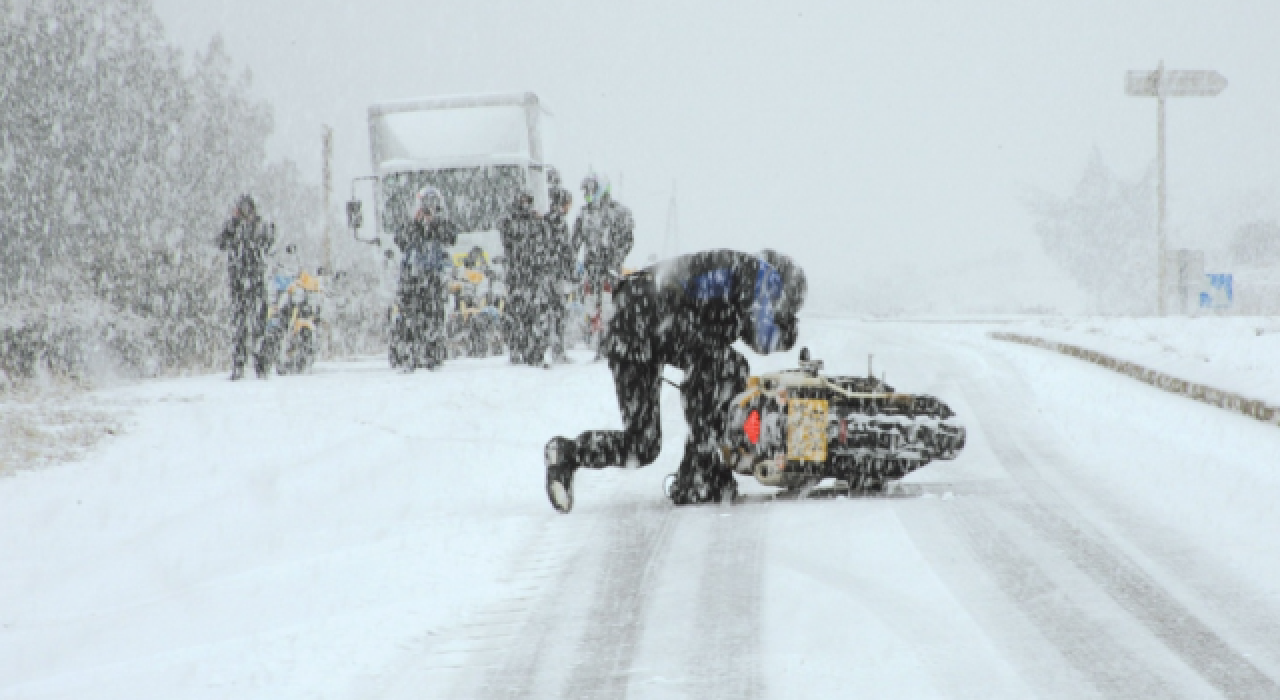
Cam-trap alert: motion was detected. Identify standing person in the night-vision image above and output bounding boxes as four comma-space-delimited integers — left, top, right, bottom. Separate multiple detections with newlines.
499, 191, 543, 364
217, 194, 275, 380
542, 249, 807, 513
544, 173, 575, 363
394, 186, 458, 370
570, 171, 634, 355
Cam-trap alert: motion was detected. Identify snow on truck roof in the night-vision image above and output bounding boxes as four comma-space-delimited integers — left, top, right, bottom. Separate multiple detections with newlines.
368, 91, 543, 116
368, 92, 548, 173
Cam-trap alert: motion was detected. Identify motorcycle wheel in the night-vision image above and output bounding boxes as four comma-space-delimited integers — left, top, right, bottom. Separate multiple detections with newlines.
296, 328, 315, 373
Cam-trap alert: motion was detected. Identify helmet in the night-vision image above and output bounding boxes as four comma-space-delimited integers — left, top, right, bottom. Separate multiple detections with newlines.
745, 250, 807, 354
513, 190, 535, 212
759, 250, 807, 315
236, 194, 256, 216
550, 186, 572, 211
411, 186, 447, 219
581, 171, 611, 204
546, 166, 561, 188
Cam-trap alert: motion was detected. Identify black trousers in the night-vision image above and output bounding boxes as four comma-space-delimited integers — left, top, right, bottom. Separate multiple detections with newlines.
229, 279, 267, 371
507, 280, 564, 364
399, 275, 448, 367
573, 342, 749, 476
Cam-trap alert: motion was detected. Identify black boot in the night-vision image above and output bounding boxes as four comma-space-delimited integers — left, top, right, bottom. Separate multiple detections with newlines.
544, 437, 578, 514
668, 453, 737, 505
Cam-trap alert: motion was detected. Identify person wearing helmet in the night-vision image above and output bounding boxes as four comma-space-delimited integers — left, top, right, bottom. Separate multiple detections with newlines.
499, 191, 547, 365
544, 182, 576, 363
217, 194, 276, 380
570, 171, 634, 354
542, 249, 807, 513
393, 185, 457, 370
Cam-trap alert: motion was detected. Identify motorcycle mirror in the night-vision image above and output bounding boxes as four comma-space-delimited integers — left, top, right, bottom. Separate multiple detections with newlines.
285, 244, 297, 255
316, 267, 327, 276
799, 347, 810, 362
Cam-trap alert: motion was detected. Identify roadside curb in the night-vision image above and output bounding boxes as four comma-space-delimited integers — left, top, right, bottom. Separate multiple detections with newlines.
989, 331, 1280, 427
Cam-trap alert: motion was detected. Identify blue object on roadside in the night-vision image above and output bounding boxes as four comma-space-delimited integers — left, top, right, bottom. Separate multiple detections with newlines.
1200, 273, 1233, 310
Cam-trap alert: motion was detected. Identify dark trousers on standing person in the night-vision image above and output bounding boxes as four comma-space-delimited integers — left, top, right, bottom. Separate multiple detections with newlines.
229, 277, 267, 378
399, 274, 448, 369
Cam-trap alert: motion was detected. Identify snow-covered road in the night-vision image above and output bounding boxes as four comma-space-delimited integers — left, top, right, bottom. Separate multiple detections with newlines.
4, 319, 1280, 699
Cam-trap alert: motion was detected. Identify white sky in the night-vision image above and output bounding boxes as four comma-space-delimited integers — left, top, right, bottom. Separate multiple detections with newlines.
152, 0, 1280, 313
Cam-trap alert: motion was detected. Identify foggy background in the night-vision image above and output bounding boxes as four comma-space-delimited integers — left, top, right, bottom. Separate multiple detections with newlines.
151, 0, 1280, 315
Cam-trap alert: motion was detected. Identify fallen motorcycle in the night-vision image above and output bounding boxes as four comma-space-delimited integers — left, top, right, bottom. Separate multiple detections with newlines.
711, 348, 967, 496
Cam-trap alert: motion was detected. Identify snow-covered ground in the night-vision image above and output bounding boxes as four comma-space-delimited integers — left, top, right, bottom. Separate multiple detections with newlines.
0, 386, 126, 476
1008, 315, 1280, 405
4, 318, 1280, 698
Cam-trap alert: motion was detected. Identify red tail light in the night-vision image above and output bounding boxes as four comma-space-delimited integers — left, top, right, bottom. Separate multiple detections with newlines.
744, 410, 760, 445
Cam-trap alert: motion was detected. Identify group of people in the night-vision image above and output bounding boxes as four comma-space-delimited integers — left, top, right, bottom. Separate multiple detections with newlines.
386, 168, 634, 372
501, 168, 634, 367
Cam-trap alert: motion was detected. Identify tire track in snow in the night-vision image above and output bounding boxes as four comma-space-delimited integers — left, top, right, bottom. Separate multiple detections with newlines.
364, 515, 584, 700
944, 496, 1185, 698
685, 505, 766, 699
995, 441, 1280, 699
470, 515, 593, 699
957, 349, 1280, 699
557, 500, 676, 699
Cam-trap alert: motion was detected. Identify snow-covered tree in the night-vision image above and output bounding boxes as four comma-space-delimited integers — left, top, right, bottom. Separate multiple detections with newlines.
1, 0, 382, 383
1026, 150, 1157, 315
1228, 219, 1280, 268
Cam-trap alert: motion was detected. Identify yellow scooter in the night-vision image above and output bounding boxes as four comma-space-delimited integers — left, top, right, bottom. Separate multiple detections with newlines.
263, 269, 324, 375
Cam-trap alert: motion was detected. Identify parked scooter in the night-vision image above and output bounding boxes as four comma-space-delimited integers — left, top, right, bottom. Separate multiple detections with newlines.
261, 252, 324, 375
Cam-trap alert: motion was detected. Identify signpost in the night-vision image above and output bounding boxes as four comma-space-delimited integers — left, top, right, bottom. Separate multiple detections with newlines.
321, 125, 334, 356
1125, 62, 1226, 315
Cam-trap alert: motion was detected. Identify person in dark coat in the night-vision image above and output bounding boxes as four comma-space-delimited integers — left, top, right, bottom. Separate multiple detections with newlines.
499, 191, 546, 365
544, 185, 576, 362
542, 249, 807, 512
217, 194, 276, 380
394, 186, 458, 370
570, 172, 634, 353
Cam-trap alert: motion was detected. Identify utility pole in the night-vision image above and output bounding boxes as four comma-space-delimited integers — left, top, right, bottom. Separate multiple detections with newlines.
321, 125, 334, 356
322, 125, 333, 278
1125, 63, 1226, 315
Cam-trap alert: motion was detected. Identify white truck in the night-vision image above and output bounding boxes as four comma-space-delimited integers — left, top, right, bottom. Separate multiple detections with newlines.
346, 92, 553, 361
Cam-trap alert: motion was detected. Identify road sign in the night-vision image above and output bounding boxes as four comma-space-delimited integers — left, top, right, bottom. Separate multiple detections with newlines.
1125, 70, 1227, 98
1125, 63, 1227, 315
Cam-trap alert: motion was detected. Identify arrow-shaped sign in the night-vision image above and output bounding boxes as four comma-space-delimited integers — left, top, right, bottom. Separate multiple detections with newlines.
1126, 70, 1228, 97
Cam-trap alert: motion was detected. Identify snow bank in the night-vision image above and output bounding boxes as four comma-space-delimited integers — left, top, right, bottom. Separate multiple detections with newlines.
1006, 316, 1280, 406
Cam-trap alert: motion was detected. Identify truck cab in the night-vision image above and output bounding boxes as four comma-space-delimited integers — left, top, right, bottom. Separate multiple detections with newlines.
347, 92, 553, 359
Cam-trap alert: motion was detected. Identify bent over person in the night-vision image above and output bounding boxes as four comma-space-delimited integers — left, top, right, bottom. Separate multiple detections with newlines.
542, 249, 806, 512
218, 194, 275, 380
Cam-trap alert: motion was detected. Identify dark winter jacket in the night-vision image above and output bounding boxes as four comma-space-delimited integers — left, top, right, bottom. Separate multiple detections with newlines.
571, 195, 634, 279
539, 209, 575, 287
218, 214, 275, 289
499, 207, 546, 292
605, 250, 804, 365
395, 216, 458, 283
